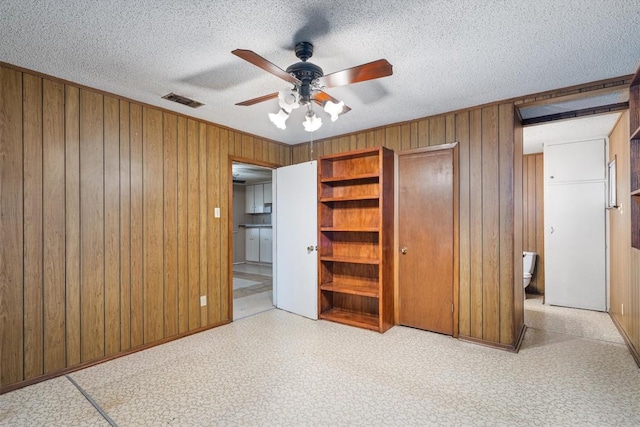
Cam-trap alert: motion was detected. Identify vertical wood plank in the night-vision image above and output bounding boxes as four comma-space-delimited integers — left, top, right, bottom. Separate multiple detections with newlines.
526, 156, 536, 250
143, 107, 164, 343
445, 114, 456, 142
429, 116, 446, 146
104, 96, 120, 355
42, 79, 66, 372
331, 138, 340, 154
187, 120, 201, 330
349, 135, 358, 151
410, 122, 419, 149
469, 108, 483, 338
385, 126, 400, 152
400, 123, 411, 151
498, 104, 515, 345
163, 113, 178, 337
199, 123, 208, 325
456, 111, 471, 337
0, 67, 24, 386
268, 141, 278, 164
208, 125, 221, 324
177, 117, 189, 333
242, 134, 254, 159
64, 85, 81, 366
79, 89, 105, 362
119, 100, 131, 351
356, 133, 367, 150
374, 128, 386, 147
220, 128, 230, 321
129, 103, 144, 348
23, 73, 44, 379
234, 132, 242, 157
522, 157, 529, 249
417, 119, 429, 147
481, 105, 500, 343
513, 108, 525, 331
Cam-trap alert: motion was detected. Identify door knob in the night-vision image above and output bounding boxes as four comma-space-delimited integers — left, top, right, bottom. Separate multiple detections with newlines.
401, 246, 408, 255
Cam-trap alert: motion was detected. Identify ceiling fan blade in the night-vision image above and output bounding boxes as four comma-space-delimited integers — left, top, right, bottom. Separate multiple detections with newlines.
232, 49, 300, 85
312, 91, 351, 114
235, 92, 279, 106
317, 59, 393, 88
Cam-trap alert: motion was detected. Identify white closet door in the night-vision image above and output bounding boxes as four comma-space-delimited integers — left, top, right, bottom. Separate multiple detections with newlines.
273, 161, 318, 319
544, 139, 606, 311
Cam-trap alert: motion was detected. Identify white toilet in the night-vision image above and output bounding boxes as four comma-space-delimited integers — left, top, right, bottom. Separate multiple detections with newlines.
523, 251, 537, 298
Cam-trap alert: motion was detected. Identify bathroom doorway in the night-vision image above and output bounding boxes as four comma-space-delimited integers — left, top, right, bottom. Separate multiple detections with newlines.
231, 160, 275, 320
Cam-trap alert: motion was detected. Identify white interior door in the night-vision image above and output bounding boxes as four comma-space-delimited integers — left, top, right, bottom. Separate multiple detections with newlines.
544, 139, 606, 311
273, 161, 318, 319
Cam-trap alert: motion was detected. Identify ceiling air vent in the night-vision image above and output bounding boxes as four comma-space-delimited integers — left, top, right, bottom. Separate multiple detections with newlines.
162, 92, 204, 108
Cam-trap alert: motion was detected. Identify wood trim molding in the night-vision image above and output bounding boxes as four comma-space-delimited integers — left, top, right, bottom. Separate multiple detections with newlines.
0, 319, 231, 395
610, 314, 640, 368
521, 102, 629, 126
459, 323, 526, 353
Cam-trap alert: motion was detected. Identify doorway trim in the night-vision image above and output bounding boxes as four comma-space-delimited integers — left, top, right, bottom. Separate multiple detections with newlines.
227, 156, 279, 321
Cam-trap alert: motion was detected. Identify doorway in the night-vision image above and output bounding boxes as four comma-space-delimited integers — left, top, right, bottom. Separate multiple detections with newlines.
231, 161, 275, 320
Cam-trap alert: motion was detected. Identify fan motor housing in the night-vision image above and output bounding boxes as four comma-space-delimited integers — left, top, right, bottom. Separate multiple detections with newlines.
286, 61, 323, 82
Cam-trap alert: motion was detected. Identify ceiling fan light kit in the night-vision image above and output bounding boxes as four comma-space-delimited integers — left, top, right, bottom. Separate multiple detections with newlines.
232, 41, 392, 133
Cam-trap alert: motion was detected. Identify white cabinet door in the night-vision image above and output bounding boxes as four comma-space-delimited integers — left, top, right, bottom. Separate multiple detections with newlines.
245, 185, 255, 213
245, 228, 260, 262
254, 184, 264, 213
259, 228, 272, 263
545, 139, 605, 183
263, 182, 272, 204
274, 161, 318, 320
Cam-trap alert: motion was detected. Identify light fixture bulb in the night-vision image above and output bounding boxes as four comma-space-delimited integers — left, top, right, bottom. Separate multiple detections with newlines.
268, 108, 289, 130
323, 100, 344, 122
303, 111, 322, 132
278, 90, 300, 113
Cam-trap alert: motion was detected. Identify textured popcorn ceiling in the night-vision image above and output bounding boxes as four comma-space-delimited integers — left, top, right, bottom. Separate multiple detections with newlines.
1, 0, 639, 145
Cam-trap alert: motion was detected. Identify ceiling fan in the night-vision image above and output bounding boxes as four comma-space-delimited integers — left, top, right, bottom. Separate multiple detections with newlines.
232, 42, 393, 132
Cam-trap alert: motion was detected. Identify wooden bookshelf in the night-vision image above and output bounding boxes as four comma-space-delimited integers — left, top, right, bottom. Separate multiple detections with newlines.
317, 147, 395, 333
630, 65, 640, 248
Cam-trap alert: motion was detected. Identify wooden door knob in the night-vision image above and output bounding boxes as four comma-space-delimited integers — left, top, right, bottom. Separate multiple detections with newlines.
401, 247, 408, 254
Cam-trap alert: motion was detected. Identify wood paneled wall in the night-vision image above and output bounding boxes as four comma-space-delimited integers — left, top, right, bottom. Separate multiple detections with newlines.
609, 111, 640, 363
0, 65, 290, 390
522, 153, 545, 294
293, 104, 524, 347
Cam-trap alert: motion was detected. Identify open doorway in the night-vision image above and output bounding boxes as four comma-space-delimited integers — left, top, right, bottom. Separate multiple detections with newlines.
231, 161, 275, 320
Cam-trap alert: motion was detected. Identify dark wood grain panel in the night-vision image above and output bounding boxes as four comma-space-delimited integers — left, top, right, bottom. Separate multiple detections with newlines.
64, 84, 81, 366
534, 155, 544, 295
385, 126, 400, 152
42, 79, 66, 372
429, 116, 446, 146
163, 113, 179, 337
143, 107, 165, 343
22, 73, 44, 379
79, 89, 105, 362
513, 108, 524, 332
400, 124, 411, 151
469, 109, 483, 338
187, 119, 201, 330
498, 104, 515, 345
177, 117, 189, 333
220, 128, 231, 322
0, 66, 24, 386
104, 96, 120, 356
129, 103, 144, 348
410, 122, 419, 149
481, 105, 500, 343
119, 100, 131, 351
446, 114, 456, 142
417, 119, 429, 147
199, 123, 208, 325
207, 125, 221, 324
456, 111, 471, 337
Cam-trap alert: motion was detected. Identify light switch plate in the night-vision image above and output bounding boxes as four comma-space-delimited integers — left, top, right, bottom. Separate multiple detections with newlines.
200, 295, 207, 306
214, 207, 220, 218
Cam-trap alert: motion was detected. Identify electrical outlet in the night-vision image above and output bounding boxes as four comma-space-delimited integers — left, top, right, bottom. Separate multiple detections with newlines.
214, 207, 220, 218
200, 295, 207, 307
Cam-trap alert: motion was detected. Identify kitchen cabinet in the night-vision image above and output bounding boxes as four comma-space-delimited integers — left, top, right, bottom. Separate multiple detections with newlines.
245, 228, 260, 262
245, 183, 271, 213
259, 228, 272, 263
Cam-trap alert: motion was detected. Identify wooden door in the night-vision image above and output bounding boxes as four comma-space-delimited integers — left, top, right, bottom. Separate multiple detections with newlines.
398, 146, 455, 335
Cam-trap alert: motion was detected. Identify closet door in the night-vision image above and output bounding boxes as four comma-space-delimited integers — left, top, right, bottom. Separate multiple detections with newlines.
398, 145, 456, 335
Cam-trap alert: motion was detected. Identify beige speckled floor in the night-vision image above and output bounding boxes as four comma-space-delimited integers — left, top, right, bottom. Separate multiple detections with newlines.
2, 296, 639, 426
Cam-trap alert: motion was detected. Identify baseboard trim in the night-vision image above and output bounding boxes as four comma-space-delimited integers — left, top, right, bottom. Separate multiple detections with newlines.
459, 324, 526, 353
609, 314, 640, 368
0, 319, 231, 394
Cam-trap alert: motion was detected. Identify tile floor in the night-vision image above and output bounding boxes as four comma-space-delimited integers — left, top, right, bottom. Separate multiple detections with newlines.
2, 295, 640, 426
232, 263, 274, 320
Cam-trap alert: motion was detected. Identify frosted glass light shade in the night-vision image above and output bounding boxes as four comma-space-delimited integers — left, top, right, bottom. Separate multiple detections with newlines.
268, 108, 289, 129
323, 100, 344, 122
278, 90, 300, 113
303, 112, 322, 132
